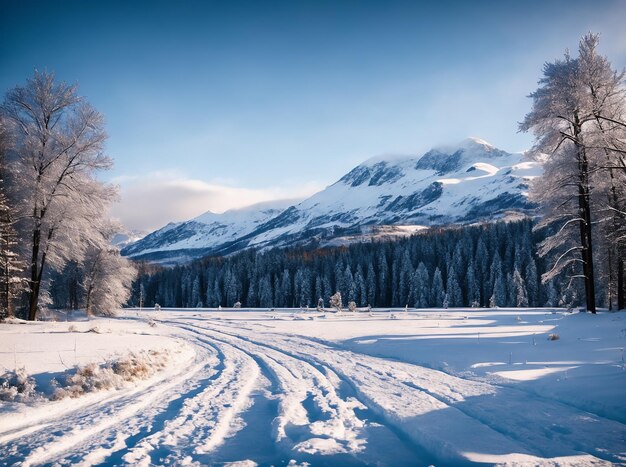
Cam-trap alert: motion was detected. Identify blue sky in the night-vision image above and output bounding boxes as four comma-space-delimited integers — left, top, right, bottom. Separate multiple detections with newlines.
2, 0, 625, 230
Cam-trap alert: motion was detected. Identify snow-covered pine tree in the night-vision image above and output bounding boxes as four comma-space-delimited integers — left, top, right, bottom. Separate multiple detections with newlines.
415, 262, 430, 308
513, 269, 529, 307
0, 120, 25, 319
431, 267, 444, 307
354, 264, 366, 306
0, 184, 24, 319
366, 263, 376, 306
446, 264, 462, 307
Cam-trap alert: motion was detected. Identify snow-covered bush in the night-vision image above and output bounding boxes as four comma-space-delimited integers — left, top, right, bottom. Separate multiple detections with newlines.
348, 301, 357, 312
317, 297, 324, 311
68, 324, 78, 332
0, 368, 39, 402
233, 301, 241, 309
329, 292, 342, 312
52, 350, 169, 400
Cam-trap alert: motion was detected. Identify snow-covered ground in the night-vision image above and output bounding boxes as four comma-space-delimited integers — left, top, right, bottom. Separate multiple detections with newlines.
1, 308, 625, 466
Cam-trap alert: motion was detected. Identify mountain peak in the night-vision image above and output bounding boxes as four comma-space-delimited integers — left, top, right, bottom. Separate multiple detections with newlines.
434, 137, 494, 154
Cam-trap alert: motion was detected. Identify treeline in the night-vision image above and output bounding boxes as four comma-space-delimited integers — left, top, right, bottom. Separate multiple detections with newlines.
125, 220, 591, 309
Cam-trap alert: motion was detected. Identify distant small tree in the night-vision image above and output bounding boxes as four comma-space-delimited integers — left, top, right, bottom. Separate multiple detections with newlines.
329, 291, 342, 312
431, 268, 444, 307
348, 301, 357, 312
513, 269, 529, 307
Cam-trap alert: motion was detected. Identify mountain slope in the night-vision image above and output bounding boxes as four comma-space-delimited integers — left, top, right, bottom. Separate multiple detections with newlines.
122, 138, 541, 263
121, 200, 295, 264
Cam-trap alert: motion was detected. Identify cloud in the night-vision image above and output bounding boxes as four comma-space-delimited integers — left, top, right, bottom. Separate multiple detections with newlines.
109, 170, 323, 232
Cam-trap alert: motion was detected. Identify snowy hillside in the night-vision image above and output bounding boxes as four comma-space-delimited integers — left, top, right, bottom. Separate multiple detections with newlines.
123, 138, 541, 263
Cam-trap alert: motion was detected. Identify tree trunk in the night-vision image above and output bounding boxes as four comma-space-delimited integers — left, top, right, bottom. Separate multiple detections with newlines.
618, 259, 625, 311
28, 226, 41, 321
574, 118, 596, 313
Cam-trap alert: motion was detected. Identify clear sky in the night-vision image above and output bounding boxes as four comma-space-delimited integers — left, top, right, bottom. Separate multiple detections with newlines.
2, 0, 625, 231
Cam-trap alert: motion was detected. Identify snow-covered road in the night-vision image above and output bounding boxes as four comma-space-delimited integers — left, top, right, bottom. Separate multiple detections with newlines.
1, 309, 625, 466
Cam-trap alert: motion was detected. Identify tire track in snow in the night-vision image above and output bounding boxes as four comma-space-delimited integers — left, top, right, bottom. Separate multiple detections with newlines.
0, 342, 203, 467
168, 319, 434, 465
198, 320, 623, 465
113, 336, 261, 465
278, 334, 623, 464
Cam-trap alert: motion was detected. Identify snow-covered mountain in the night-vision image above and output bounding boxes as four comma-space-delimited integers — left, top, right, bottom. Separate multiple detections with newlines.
121, 199, 296, 264
122, 138, 541, 264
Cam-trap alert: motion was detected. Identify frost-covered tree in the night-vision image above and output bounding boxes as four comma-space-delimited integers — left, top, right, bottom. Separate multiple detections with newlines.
329, 291, 342, 312
446, 264, 463, 307
415, 262, 430, 308
576, 34, 626, 310
0, 120, 25, 319
259, 275, 273, 308
490, 269, 506, 308
513, 269, 529, 307
431, 267, 444, 307
1, 72, 115, 320
520, 33, 626, 313
83, 248, 136, 316
82, 224, 137, 316
354, 264, 366, 306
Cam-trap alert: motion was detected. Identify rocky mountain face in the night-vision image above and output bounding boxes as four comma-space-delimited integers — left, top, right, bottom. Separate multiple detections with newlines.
121, 138, 541, 264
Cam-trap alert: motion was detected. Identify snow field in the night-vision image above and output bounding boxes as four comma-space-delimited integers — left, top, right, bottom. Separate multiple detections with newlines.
0, 308, 624, 466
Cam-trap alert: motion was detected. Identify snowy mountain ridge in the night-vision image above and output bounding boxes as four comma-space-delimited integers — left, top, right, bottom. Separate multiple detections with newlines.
121, 138, 541, 264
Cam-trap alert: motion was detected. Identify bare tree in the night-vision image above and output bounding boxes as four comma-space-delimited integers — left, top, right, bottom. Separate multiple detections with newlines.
1, 71, 115, 320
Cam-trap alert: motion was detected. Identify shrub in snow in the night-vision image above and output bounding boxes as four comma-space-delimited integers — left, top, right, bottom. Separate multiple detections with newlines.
148, 319, 157, 328
68, 324, 78, 332
87, 326, 101, 334
329, 292, 342, 312
233, 301, 241, 309
548, 333, 560, 341
317, 297, 324, 311
52, 350, 169, 400
348, 301, 357, 312
154, 303, 161, 311
0, 368, 40, 402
